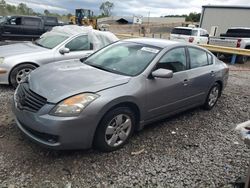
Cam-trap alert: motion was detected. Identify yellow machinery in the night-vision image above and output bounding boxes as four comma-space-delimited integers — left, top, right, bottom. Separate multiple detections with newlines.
69, 9, 97, 29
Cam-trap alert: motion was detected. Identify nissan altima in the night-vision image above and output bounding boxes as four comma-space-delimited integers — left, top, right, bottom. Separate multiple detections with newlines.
12, 38, 229, 152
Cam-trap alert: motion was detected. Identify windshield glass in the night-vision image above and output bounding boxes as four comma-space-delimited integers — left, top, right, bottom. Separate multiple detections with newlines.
35, 35, 69, 49
84, 41, 162, 76
0, 16, 6, 24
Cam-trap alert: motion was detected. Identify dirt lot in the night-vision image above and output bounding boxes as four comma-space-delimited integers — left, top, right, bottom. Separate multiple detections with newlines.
0, 63, 250, 187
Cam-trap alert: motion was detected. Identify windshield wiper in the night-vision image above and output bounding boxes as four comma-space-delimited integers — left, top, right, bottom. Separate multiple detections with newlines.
84, 61, 130, 76
34, 41, 50, 49
87, 63, 112, 72
34, 41, 44, 47
84, 61, 117, 73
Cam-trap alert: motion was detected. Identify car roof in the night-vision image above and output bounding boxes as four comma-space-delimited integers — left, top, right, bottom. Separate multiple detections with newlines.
9, 15, 41, 19
174, 26, 204, 31
123, 38, 211, 54
124, 38, 180, 48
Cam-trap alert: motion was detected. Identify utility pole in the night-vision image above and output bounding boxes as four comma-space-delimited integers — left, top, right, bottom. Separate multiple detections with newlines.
148, 11, 150, 26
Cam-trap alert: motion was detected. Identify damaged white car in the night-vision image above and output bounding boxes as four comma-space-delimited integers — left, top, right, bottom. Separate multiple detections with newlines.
0, 25, 118, 87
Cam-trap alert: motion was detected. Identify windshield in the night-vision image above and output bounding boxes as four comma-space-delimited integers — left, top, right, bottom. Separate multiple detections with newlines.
84, 41, 161, 76
35, 35, 69, 49
0, 16, 6, 24
172, 28, 198, 36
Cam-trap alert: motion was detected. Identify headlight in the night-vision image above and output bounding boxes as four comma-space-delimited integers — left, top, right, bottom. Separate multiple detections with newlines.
50, 93, 99, 116
0, 57, 4, 64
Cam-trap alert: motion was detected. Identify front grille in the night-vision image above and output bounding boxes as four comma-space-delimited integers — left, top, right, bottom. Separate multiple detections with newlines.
16, 83, 47, 112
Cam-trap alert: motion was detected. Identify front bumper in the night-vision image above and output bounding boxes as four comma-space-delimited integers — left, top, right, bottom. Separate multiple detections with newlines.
0, 66, 10, 84
12, 99, 99, 150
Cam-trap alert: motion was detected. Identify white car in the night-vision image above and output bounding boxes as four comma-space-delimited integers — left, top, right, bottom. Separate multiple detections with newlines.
170, 27, 209, 45
0, 25, 118, 87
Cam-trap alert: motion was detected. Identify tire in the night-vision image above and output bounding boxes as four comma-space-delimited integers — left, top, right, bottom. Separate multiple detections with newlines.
237, 55, 248, 64
203, 83, 221, 110
94, 107, 135, 152
10, 64, 36, 88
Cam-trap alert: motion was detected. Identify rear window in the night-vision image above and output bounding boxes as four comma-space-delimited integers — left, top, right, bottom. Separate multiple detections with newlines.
227, 29, 250, 34
171, 28, 198, 36
221, 28, 250, 38
42, 16, 58, 25
44, 17, 57, 23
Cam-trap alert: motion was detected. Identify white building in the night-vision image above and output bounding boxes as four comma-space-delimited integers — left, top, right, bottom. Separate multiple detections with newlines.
200, 5, 250, 37
97, 16, 185, 25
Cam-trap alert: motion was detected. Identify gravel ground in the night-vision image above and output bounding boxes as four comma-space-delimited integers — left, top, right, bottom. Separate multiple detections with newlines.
0, 64, 249, 188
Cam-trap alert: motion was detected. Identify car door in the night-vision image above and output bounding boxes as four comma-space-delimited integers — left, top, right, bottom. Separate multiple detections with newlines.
21, 17, 43, 38
1, 17, 22, 40
54, 35, 94, 61
185, 47, 216, 105
145, 47, 191, 120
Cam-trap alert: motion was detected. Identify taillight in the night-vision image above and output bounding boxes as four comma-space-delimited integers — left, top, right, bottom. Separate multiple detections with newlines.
189, 37, 194, 43
236, 39, 241, 48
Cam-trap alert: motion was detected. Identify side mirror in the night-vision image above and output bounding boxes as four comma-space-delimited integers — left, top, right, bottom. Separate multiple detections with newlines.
151, 68, 173, 78
59, 47, 70, 54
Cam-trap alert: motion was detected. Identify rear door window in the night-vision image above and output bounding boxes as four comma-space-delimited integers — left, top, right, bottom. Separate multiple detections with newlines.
188, 47, 209, 68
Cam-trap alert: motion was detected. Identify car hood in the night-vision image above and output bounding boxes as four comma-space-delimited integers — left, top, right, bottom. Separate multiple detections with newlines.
0, 42, 48, 58
29, 60, 131, 103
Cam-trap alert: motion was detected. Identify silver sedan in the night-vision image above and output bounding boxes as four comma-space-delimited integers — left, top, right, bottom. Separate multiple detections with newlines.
12, 38, 229, 152
0, 30, 118, 87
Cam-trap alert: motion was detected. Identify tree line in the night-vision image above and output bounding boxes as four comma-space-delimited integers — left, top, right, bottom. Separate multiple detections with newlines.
164, 12, 201, 22
0, 0, 72, 22
0, 0, 199, 23
0, 0, 114, 21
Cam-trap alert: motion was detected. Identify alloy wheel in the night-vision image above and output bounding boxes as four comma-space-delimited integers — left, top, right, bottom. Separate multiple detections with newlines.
16, 68, 33, 84
105, 114, 132, 147
208, 86, 219, 107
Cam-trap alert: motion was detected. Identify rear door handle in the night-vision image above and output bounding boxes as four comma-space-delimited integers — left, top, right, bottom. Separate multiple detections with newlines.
210, 71, 215, 77
183, 79, 189, 86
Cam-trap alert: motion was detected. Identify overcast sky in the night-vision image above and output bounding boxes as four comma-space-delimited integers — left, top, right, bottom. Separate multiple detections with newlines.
5, 0, 250, 17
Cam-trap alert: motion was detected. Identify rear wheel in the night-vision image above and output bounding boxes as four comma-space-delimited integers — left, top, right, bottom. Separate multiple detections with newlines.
203, 83, 221, 110
94, 107, 135, 152
237, 55, 248, 64
10, 64, 36, 88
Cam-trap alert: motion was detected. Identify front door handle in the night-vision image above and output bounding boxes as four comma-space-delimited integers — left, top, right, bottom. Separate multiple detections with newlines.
183, 79, 189, 86
210, 71, 215, 77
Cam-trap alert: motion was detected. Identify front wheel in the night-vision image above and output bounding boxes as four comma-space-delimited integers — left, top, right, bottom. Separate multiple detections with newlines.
10, 64, 36, 88
94, 107, 135, 152
203, 83, 221, 110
